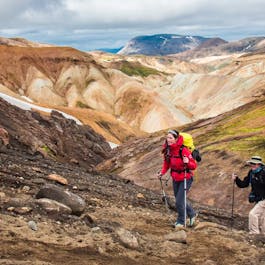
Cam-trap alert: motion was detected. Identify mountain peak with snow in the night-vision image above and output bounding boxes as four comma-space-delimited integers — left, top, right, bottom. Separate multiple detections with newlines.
118, 34, 209, 55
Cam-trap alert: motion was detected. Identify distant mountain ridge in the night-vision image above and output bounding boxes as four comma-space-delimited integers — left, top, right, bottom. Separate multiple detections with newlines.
118, 34, 210, 55
117, 34, 265, 58
173, 36, 265, 60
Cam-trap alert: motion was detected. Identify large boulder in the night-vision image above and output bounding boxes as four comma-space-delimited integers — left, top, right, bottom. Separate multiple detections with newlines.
36, 184, 86, 215
35, 198, 72, 215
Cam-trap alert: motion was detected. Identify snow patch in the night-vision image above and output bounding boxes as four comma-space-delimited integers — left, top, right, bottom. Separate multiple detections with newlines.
159, 36, 168, 46
21, 96, 34, 103
244, 44, 252, 51
0, 92, 82, 125
108, 142, 119, 149
186, 36, 194, 41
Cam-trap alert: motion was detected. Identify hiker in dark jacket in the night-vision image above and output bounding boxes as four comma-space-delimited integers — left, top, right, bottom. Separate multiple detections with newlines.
232, 156, 265, 234
158, 130, 197, 228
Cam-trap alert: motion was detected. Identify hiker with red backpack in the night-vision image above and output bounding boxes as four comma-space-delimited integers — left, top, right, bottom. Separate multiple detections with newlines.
158, 130, 197, 228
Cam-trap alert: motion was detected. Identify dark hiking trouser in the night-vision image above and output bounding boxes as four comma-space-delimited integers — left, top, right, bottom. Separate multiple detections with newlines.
173, 178, 195, 225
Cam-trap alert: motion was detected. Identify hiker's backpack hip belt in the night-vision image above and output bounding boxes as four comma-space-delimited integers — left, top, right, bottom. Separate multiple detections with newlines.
171, 168, 190, 173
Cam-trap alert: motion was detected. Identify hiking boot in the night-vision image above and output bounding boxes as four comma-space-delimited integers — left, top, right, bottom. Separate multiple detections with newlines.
174, 222, 184, 229
188, 214, 197, 227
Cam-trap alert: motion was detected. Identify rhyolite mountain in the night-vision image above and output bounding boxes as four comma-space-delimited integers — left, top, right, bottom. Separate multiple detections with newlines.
1, 36, 265, 139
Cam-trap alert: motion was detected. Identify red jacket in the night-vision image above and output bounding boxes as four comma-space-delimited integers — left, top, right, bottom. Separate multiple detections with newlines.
161, 135, 197, 181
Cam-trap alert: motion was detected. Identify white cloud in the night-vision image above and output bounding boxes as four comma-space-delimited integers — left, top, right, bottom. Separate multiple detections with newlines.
0, 0, 265, 50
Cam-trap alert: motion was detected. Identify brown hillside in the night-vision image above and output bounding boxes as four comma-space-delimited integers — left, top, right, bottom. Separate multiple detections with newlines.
0, 46, 194, 133
0, 98, 111, 169
0, 45, 95, 91
96, 97, 265, 216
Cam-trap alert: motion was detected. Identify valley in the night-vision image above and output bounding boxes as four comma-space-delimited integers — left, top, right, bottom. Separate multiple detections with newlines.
0, 34, 265, 264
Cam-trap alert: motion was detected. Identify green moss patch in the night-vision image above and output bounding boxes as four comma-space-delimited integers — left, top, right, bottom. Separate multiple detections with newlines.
192, 100, 265, 159
120, 61, 161, 77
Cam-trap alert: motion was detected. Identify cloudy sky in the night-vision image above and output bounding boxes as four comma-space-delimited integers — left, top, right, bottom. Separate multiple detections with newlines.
0, 0, 265, 51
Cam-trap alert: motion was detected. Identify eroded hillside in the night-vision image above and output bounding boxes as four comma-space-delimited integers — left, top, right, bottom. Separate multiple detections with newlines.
1, 42, 265, 138
0, 98, 111, 170
0, 45, 194, 134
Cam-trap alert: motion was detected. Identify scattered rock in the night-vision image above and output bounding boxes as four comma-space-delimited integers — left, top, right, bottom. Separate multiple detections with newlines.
81, 213, 95, 226
116, 227, 139, 249
137, 193, 145, 199
0, 127, 9, 145
22, 186, 30, 192
70, 158, 79, 164
91, 227, 101, 233
47, 174, 68, 185
28, 220, 38, 231
13, 207, 32, 214
36, 184, 86, 215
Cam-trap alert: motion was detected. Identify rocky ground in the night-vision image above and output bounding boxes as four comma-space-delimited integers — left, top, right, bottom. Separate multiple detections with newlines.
1, 145, 265, 265
1, 97, 265, 264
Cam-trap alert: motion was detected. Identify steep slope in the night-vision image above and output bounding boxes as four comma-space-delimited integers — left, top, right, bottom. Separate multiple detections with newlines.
0, 91, 140, 145
0, 98, 111, 169
53, 106, 142, 144
97, 97, 265, 215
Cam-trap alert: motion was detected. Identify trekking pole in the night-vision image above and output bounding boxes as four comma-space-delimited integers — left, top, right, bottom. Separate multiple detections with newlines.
231, 173, 236, 230
158, 175, 175, 226
159, 176, 169, 210
184, 165, 187, 228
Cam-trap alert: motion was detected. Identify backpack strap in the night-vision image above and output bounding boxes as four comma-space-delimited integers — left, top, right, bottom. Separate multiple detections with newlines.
179, 145, 184, 160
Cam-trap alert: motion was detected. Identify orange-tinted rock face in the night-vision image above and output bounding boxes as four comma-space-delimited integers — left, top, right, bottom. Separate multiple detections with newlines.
0, 127, 9, 145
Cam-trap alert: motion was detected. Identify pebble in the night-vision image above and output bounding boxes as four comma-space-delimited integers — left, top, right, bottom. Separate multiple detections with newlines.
28, 220, 38, 231
91, 227, 101, 233
22, 186, 30, 192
